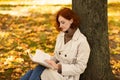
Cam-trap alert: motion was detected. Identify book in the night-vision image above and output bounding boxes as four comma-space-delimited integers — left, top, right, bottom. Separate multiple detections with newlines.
28, 49, 53, 69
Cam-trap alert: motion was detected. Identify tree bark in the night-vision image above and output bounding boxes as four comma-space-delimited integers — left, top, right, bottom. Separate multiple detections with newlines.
72, 0, 115, 80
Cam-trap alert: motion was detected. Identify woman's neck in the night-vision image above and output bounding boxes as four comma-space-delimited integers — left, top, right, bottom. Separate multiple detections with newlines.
64, 28, 77, 44
65, 28, 77, 38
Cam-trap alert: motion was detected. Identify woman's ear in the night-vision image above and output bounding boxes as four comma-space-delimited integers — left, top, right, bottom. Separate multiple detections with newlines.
70, 19, 73, 24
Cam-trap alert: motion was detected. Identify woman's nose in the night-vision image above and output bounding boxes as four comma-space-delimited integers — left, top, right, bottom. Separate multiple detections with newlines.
59, 24, 62, 28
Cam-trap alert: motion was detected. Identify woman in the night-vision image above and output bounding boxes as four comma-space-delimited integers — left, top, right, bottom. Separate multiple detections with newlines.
21, 7, 90, 80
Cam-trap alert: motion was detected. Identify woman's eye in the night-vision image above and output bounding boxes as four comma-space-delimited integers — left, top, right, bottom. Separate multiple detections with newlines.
61, 21, 65, 24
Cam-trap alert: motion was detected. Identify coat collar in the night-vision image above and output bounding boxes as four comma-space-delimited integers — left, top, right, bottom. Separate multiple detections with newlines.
59, 28, 81, 41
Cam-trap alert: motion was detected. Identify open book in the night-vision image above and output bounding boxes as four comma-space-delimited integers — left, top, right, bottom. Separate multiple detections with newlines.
28, 49, 53, 69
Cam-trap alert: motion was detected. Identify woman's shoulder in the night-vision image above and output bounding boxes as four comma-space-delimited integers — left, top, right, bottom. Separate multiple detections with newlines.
73, 28, 87, 41
57, 31, 64, 38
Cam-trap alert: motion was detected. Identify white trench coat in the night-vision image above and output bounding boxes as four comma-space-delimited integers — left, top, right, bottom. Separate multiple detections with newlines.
41, 28, 90, 80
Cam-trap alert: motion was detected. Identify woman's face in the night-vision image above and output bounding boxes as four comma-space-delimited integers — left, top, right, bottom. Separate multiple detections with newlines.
58, 16, 73, 32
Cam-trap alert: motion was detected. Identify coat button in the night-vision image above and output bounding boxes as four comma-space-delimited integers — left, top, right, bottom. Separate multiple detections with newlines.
59, 52, 61, 55
65, 54, 67, 57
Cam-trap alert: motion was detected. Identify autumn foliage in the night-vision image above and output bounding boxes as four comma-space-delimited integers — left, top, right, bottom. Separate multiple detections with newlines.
0, 2, 120, 80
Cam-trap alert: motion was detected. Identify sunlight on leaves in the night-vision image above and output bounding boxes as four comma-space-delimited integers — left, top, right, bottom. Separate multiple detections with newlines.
0, 0, 120, 79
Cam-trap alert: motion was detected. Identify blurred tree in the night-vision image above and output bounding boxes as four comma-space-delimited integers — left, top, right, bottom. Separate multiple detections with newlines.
72, 0, 115, 80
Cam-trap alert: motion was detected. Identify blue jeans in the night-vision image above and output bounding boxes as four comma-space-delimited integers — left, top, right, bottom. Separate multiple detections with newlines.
20, 65, 45, 80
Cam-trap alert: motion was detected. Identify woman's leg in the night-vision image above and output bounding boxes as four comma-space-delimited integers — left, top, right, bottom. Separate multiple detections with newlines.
29, 65, 45, 80
20, 70, 33, 80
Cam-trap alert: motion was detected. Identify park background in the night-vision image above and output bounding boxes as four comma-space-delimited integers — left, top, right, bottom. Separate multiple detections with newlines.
0, 0, 120, 80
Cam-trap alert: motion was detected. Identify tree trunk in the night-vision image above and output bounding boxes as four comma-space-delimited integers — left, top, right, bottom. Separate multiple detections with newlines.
72, 0, 114, 80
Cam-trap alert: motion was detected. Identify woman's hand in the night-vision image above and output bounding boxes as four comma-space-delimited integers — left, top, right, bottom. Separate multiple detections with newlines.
45, 60, 59, 70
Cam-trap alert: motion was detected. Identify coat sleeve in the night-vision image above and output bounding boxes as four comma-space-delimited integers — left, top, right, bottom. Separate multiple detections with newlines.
50, 34, 60, 62
61, 38, 90, 76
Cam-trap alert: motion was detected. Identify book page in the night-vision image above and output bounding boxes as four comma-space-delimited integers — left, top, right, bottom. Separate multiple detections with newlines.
28, 49, 53, 68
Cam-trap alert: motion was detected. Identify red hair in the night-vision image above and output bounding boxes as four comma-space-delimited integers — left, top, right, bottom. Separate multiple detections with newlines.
55, 7, 80, 31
